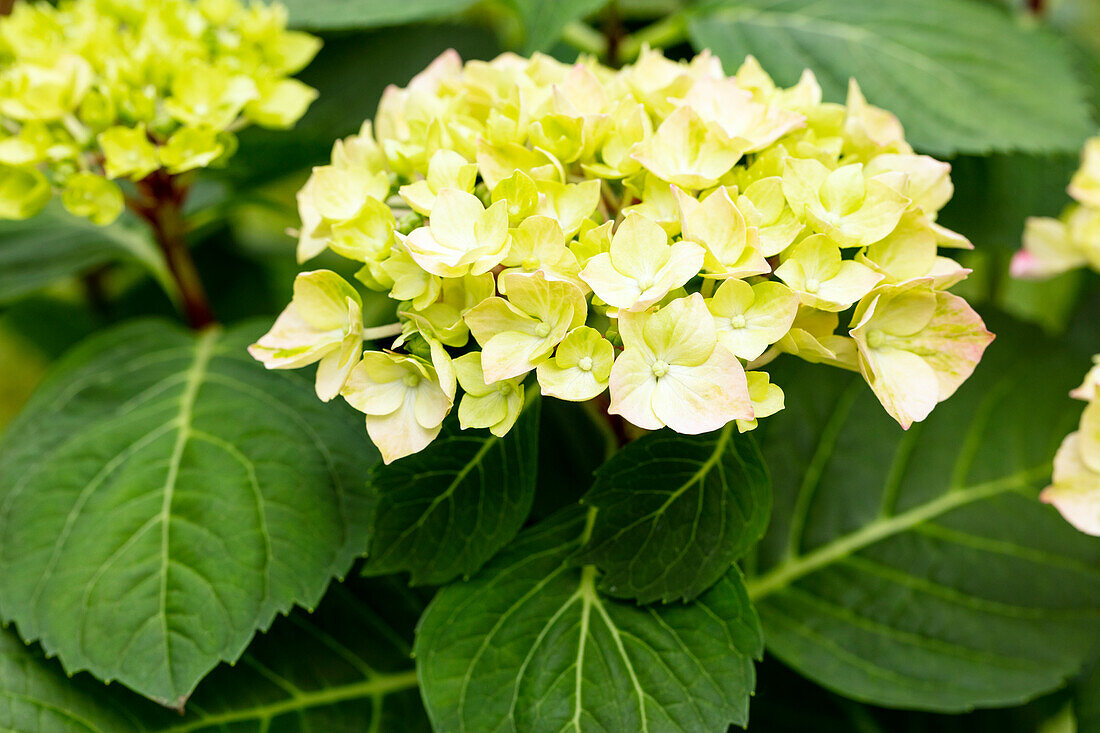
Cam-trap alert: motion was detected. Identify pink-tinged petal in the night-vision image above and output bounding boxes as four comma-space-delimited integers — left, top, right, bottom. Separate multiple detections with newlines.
904, 291, 994, 401
651, 346, 753, 434
608, 349, 663, 430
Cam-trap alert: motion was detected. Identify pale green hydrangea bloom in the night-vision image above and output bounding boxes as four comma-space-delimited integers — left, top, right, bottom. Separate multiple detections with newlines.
255, 46, 990, 460
0, 0, 319, 225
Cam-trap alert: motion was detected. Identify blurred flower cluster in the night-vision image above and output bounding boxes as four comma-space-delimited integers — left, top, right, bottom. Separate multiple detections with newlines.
1014, 136, 1100, 278
1043, 357, 1100, 536
0, 0, 320, 225
251, 48, 994, 463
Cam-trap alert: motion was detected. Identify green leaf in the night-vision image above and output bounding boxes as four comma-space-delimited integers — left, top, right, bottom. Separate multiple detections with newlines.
506, 0, 609, 53
686, 0, 1093, 155
751, 655, 1073, 733
282, 0, 477, 30
745, 316, 1100, 711
0, 576, 427, 732
575, 424, 771, 604
0, 319, 376, 706
362, 399, 540, 585
0, 202, 171, 305
415, 508, 764, 732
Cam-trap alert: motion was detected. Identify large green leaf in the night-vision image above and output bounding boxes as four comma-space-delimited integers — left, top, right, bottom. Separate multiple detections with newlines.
0, 203, 171, 305
362, 399, 540, 585
746, 317, 1100, 711
687, 0, 1093, 155
0, 320, 376, 706
0, 576, 427, 732
282, 0, 477, 30
416, 508, 763, 732
575, 424, 770, 603
507, 0, 609, 53
752, 654, 1073, 733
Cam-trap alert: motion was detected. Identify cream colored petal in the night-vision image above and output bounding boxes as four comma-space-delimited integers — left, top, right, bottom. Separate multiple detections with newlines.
1042, 433, 1100, 536
249, 304, 339, 369
608, 348, 663, 430
342, 356, 407, 416
314, 336, 362, 402
366, 394, 442, 464
481, 330, 551, 383
536, 360, 607, 402
414, 380, 452, 430
643, 292, 716, 366
813, 260, 884, 311
651, 347, 753, 434
580, 252, 644, 310
856, 344, 940, 429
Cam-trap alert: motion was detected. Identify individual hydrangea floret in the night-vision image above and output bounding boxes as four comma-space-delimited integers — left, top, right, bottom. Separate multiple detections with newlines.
0, 0, 320, 225
1042, 360, 1100, 536
252, 47, 991, 462
1013, 135, 1100, 278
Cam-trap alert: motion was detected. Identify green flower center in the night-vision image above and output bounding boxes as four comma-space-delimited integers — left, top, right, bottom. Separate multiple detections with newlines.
730, 314, 747, 329
577, 356, 593, 372
403, 373, 421, 388
522, 257, 540, 271
534, 322, 552, 338
866, 329, 886, 349
803, 277, 820, 294
497, 382, 513, 396
651, 359, 670, 378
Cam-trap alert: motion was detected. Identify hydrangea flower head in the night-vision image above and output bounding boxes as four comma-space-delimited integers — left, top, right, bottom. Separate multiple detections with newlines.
0, 0, 319, 225
253, 47, 991, 462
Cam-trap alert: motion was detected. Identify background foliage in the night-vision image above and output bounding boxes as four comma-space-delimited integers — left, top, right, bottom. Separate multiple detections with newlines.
1, 0, 1099, 730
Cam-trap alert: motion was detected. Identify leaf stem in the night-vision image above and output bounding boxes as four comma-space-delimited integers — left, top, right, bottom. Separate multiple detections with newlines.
129, 171, 216, 330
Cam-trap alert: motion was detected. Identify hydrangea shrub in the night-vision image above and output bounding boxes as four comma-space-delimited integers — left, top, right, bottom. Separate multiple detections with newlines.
0, 0, 1097, 729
